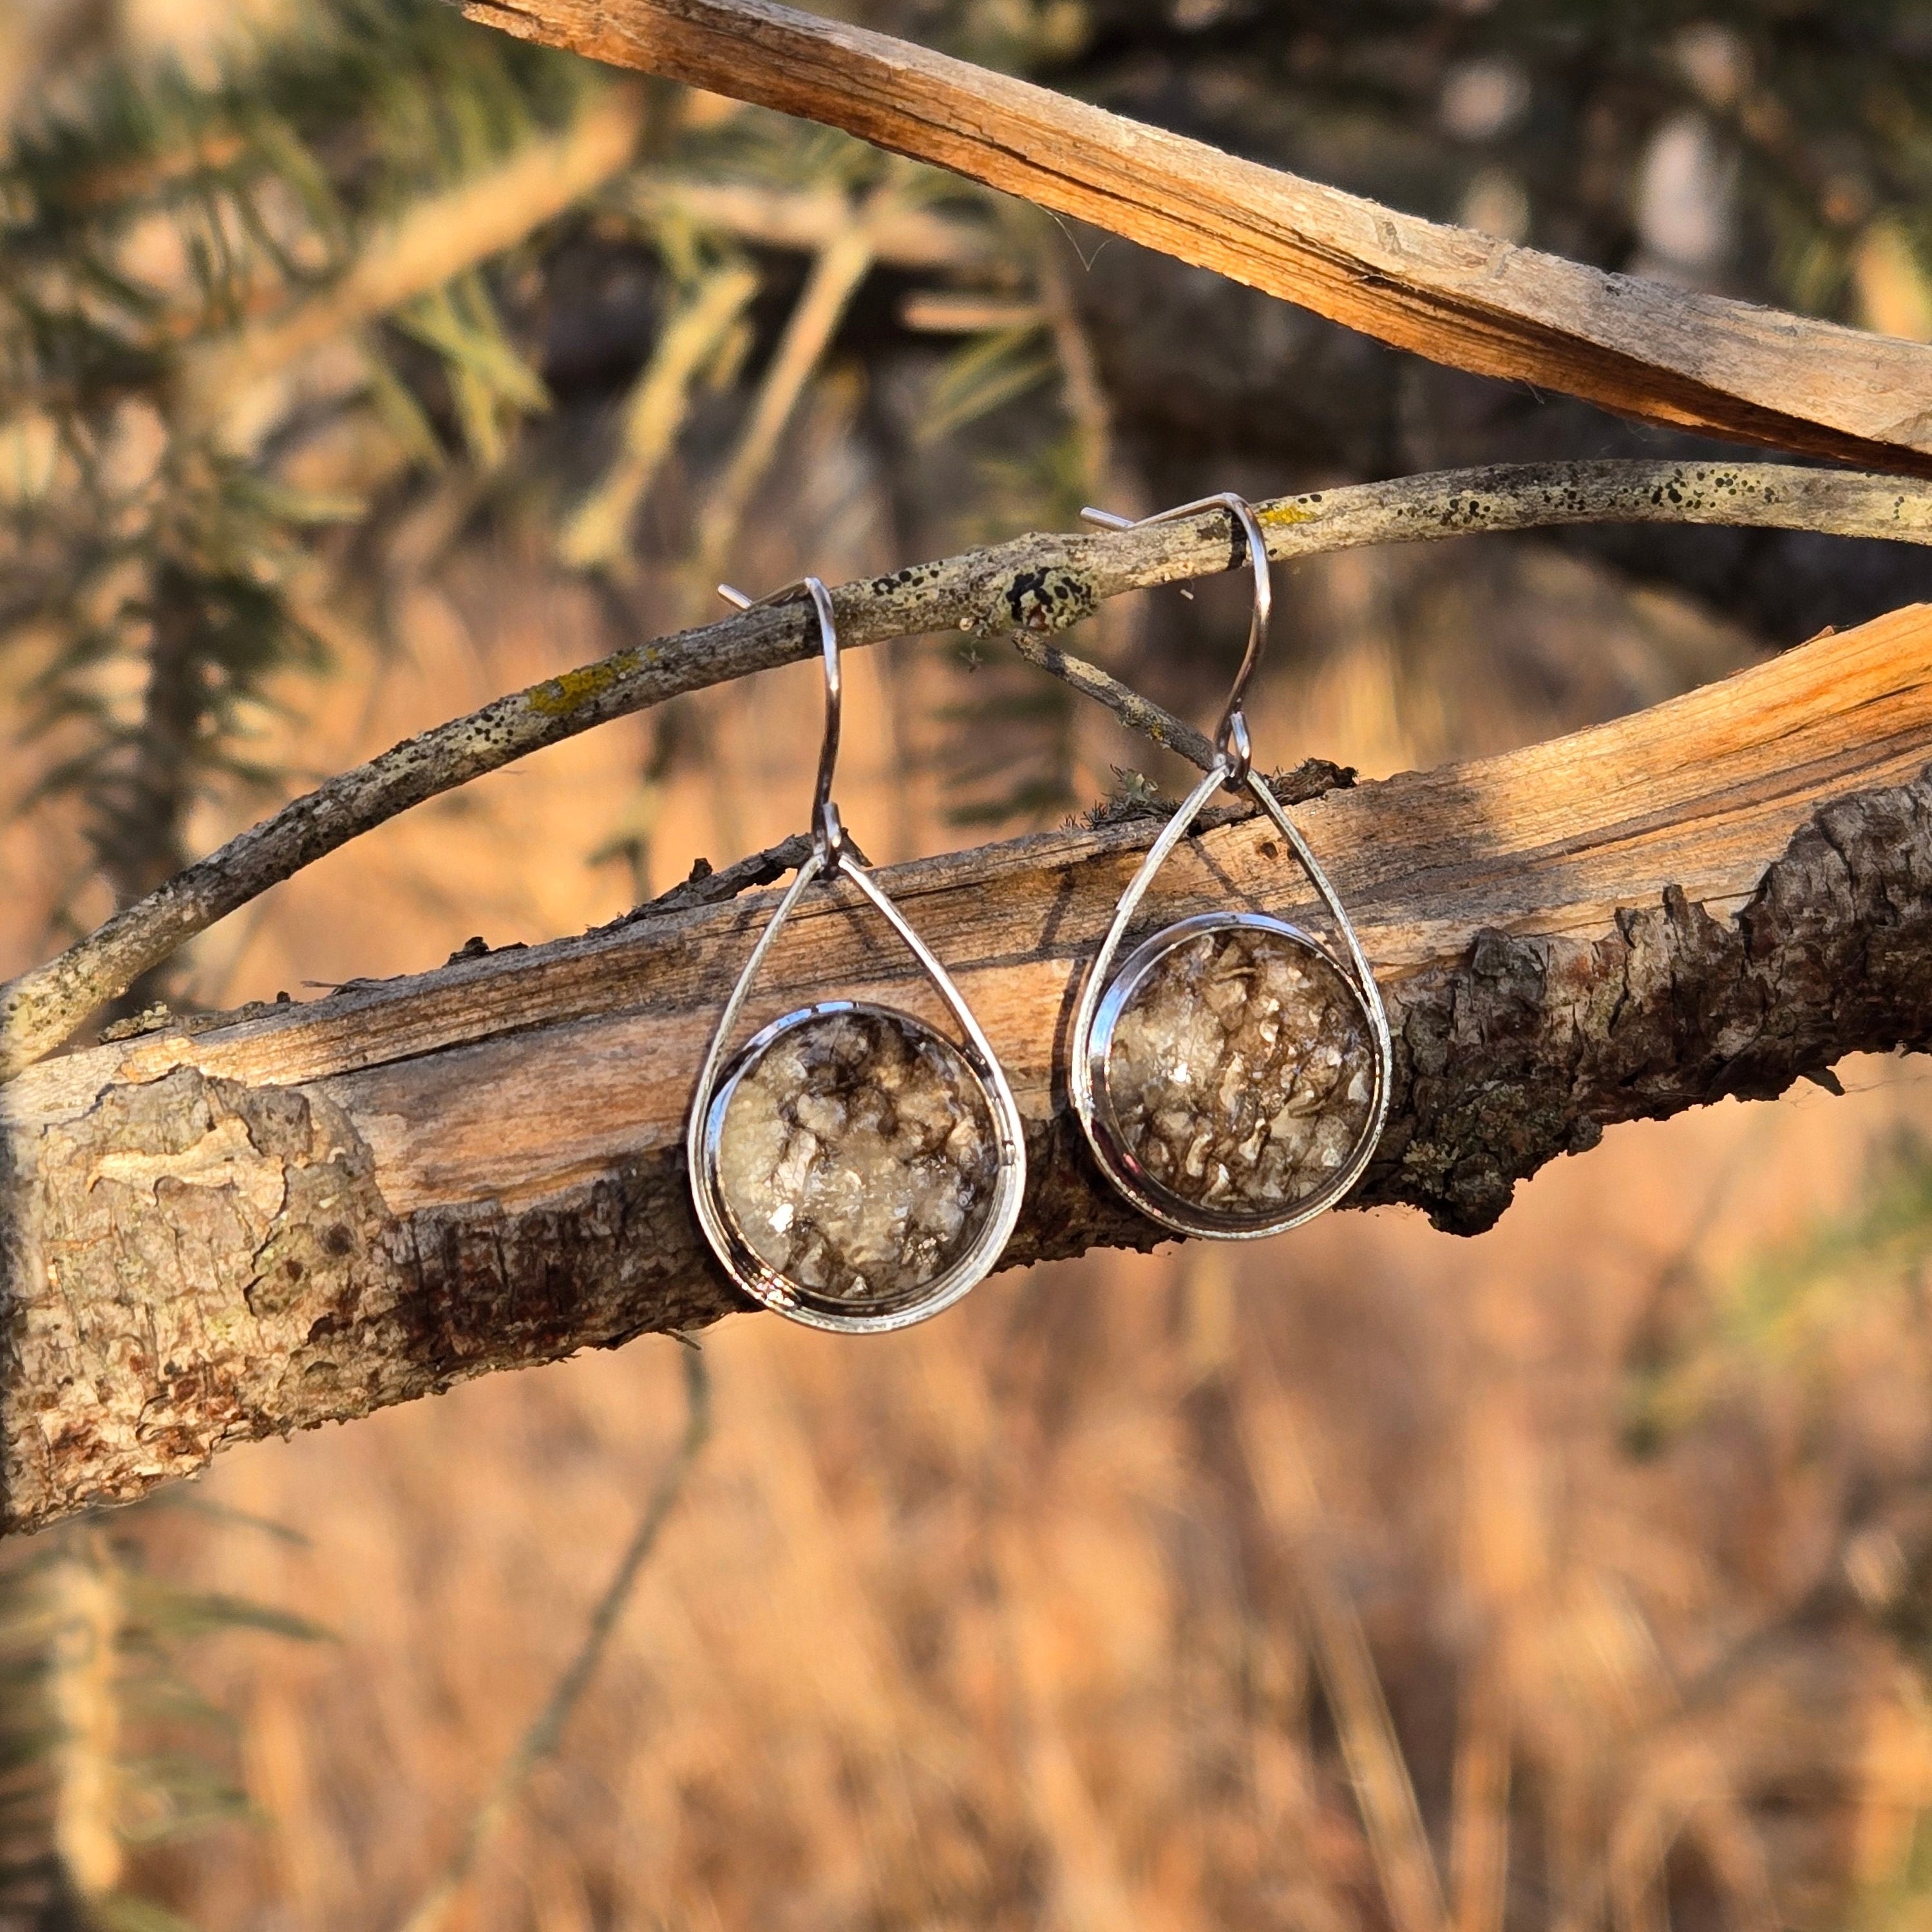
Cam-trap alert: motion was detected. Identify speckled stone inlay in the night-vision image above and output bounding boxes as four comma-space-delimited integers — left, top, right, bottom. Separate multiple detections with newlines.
714, 1008, 999, 1305
1099, 923, 1374, 1221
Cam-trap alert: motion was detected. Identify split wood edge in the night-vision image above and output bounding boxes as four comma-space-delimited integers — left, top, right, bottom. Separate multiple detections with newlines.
5, 457, 1931, 1083
457, 0, 1932, 475
3, 606, 1931, 1530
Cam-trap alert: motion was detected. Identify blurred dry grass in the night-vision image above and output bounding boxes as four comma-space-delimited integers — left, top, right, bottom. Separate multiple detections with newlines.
9, 425, 1931, 1930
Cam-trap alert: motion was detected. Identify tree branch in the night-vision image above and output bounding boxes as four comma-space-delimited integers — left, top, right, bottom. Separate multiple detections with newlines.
175, 83, 650, 434
3, 458, 1930, 1082
451, 0, 1932, 475
3, 606, 1931, 1531
624, 171, 996, 272
1011, 633, 1214, 773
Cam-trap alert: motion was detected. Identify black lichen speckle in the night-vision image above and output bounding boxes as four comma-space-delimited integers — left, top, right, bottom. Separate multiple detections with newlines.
1003, 567, 1098, 633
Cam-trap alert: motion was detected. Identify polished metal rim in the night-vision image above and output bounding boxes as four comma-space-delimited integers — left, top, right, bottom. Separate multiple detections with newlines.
694, 995, 1026, 1334
1083, 911, 1384, 1239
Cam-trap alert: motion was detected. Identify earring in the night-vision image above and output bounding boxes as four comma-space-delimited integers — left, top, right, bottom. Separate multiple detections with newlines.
1068, 495, 1392, 1240
687, 576, 1027, 1333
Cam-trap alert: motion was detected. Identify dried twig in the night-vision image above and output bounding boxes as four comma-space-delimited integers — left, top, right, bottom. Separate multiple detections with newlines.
627, 173, 993, 270
1010, 633, 1213, 772
455, 0, 1932, 474
1238, 1365, 1450, 1932
560, 260, 761, 571
1027, 215, 1123, 513
3, 458, 1929, 1081
394, 1345, 710, 1932
681, 175, 905, 614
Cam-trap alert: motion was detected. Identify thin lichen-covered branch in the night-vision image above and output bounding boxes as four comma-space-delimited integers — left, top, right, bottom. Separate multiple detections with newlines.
455, 0, 1932, 474
3, 607, 1931, 1533
5, 458, 1930, 1083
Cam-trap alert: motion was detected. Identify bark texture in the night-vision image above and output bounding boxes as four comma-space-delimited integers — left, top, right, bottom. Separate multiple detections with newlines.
4, 609, 1932, 1532
6, 458, 1929, 1083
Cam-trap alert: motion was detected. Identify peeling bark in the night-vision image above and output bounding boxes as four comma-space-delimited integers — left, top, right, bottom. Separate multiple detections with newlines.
1380, 779, 1932, 1231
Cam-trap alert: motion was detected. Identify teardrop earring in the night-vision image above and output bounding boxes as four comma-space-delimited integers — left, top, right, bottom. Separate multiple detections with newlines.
687, 576, 1027, 1332
1068, 494, 1392, 1239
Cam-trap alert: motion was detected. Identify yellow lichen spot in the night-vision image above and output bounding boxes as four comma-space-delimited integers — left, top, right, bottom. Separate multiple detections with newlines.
1258, 502, 1320, 527
526, 657, 627, 717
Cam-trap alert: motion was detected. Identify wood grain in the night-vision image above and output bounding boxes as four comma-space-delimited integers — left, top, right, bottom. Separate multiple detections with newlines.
8, 458, 1931, 1084
455, 0, 1932, 474
5, 607, 1932, 1530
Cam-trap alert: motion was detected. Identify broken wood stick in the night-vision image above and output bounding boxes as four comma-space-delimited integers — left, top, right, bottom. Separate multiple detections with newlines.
456, 0, 1932, 474
3, 604, 1930, 1531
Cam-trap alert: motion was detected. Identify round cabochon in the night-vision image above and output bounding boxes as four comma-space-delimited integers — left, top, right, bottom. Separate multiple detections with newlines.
706, 1001, 1005, 1319
1088, 914, 1379, 1235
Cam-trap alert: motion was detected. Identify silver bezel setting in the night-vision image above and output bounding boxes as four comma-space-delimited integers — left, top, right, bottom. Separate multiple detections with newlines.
1069, 761, 1394, 1242
694, 996, 1026, 1334
1083, 913, 1385, 1238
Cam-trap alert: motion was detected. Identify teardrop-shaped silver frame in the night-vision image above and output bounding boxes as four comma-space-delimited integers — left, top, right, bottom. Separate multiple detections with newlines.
1069, 761, 1391, 1238
1068, 495, 1392, 1240
686, 578, 1027, 1334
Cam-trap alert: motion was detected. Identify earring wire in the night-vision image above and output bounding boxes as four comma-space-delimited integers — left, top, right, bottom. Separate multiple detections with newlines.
719, 576, 846, 864
1079, 493, 1271, 788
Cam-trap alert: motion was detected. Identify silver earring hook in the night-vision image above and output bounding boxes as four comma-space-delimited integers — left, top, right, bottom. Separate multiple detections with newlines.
1081, 493, 1271, 788
718, 576, 846, 865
